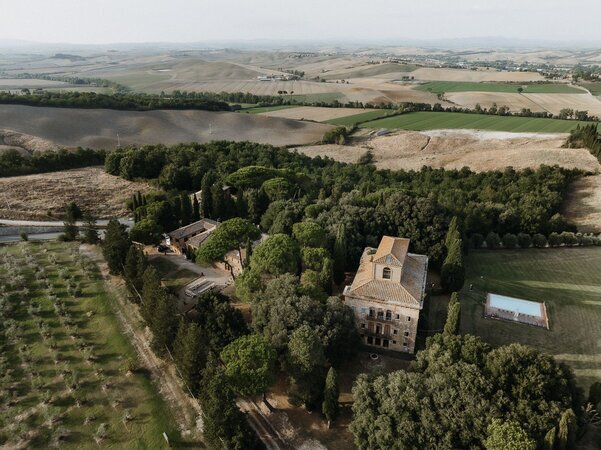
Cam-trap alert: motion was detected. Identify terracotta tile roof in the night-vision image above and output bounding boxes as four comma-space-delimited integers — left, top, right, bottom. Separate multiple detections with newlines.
168, 218, 219, 240
347, 238, 428, 309
373, 236, 409, 267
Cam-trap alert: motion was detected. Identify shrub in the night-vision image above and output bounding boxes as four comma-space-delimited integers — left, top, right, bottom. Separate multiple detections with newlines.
517, 233, 531, 249
532, 233, 547, 248
470, 233, 484, 249
560, 231, 577, 247
548, 232, 563, 247
485, 232, 501, 249
502, 233, 518, 249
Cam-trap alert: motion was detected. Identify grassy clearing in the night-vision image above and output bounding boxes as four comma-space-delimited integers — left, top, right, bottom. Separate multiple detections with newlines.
0, 242, 179, 448
415, 81, 585, 94
326, 109, 395, 126
239, 104, 299, 114
360, 111, 597, 133
460, 248, 601, 389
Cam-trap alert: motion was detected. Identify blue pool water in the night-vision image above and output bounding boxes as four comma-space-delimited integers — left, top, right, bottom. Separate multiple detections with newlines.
488, 294, 542, 317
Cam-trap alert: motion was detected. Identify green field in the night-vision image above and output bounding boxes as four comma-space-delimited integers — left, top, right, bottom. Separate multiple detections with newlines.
0, 242, 180, 448
579, 81, 601, 96
361, 111, 596, 133
239, 104, 299, 114
460, 248, 601, 389
326, 109, 395, 126
414, 81, 585, 94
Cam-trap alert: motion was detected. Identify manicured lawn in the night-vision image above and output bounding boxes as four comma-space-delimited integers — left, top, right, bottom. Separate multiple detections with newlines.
414, 81, 585, 94
360, 111, 597, 133
0, 242, 180, 448
460, 247, 601, 389
326, 110, 396, 126
239, 104, 299, 114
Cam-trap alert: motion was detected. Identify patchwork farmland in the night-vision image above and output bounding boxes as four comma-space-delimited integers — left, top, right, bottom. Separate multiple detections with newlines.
415, 81, 586, 94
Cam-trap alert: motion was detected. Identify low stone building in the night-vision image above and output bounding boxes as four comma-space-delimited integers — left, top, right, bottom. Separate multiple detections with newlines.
343, 236, 428, 353
166, 219, 219, 254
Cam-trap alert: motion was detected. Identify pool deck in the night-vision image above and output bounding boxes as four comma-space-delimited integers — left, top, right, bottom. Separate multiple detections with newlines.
484, 293, 549, 330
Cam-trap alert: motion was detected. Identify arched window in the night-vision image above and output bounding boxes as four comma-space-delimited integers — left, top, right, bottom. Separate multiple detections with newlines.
382, 267, 391, 279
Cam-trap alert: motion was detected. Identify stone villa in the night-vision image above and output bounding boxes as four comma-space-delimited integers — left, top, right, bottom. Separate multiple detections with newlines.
166, 218, 220, 254
344, 236, 428, 353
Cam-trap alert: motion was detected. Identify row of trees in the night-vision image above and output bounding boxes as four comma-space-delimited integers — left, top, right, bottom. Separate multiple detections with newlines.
566, 123, 601, 162
441, 217, 465, 292
0, 148, 106, 178
113, 238, 263, 449
471, 230, 601, 250
0, 91, 231, 112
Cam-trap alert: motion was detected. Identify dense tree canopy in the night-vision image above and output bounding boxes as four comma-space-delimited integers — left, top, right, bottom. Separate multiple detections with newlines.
351, 333, 580, 449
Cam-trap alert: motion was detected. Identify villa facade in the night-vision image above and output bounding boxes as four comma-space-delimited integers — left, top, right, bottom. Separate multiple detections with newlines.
344, 236, 428, 353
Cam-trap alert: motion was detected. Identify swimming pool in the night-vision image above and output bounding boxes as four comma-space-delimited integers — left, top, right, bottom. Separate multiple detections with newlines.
488, 293, 543, 317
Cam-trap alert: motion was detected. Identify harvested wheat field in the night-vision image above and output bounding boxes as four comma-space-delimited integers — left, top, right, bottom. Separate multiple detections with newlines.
295, 129, 600, 172
0, 105, 333, 148
410, 67, 545, 82
563, 174, 601, 233
0, 167, 152, 220
258, 106, 374, 121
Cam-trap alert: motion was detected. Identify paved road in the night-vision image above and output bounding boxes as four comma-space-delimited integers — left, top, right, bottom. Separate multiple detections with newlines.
0, 218, 133, 227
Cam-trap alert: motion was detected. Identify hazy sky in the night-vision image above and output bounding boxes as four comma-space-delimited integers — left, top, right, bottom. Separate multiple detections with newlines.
1, 0, 600, 45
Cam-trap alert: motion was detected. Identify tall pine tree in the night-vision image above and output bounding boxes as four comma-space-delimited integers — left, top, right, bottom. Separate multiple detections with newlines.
150, 289, 178, 354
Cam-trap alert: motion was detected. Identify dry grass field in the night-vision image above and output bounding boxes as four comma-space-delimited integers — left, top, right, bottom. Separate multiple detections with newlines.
409, 67, 546, 82
0, 105, 332, 148
0, 167, 152, 220
563, 174, 601, 233
257, 106, 376, 121
296, 129, 600, 172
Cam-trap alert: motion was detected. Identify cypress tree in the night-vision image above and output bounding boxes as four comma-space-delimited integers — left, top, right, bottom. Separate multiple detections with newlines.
180, 193, 192, 226
132, 193, 139, 211
543, 427, 556, 450
150, 288, 178, 354
201, 170, 216, 218
102, 219, 130, 274
557, 409, 577, 450
441, 238, 465, 292
141, 266, 162, 324
236, 189, 248, 219
124, 245, 147, 301
192, 194, 200, 222
322, 367, 339, 428
210, 184, 223, 220
445, 216, 461, 249
82, 212, 100, 244
244, 237, 252, 268
443, 300, 461, 335
333, 223, 347, 285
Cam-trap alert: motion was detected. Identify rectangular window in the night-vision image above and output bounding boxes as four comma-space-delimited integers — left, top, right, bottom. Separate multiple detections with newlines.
404, 331, 409, 337
367, 336, 373, 345
360, 323, 366, 328
383, 340, 389, 348
375, 338, 381, 346
395, 314, 400, 320
392, 340, 397, 345
407, 316, 411, 322
403, 341, 408, 346
393, 329, 398, 335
